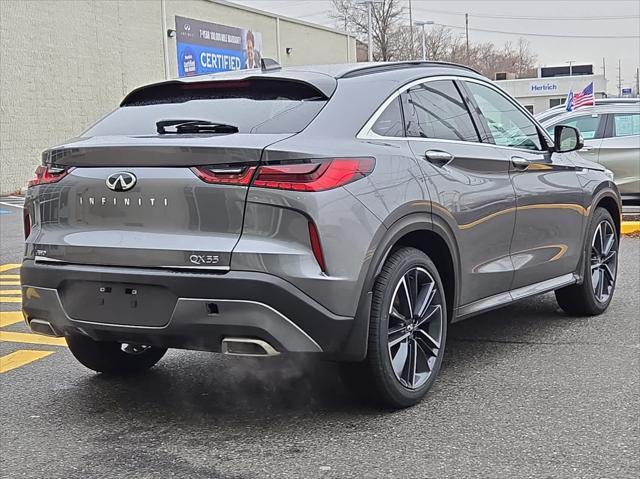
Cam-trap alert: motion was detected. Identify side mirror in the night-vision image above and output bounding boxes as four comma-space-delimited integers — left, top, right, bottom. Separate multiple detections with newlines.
554, 125, 584, 153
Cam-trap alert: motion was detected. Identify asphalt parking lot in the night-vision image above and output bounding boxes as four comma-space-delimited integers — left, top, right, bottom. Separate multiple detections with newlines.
1, 197, 638, 479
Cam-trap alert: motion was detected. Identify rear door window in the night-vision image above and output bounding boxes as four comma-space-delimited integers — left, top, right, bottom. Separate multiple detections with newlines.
402, 80, 480, 142
465, 81, 543, 151
546, 115, 602, 140
83, 79, 328, 136
612, 113, 640, 137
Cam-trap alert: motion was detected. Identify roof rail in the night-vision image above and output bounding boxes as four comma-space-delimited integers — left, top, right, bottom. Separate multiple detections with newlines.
261, 58, 282, 72
339, 61, 482, 79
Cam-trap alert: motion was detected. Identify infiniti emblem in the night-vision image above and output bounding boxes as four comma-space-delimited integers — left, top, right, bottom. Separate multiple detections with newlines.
106, 172, 137, 192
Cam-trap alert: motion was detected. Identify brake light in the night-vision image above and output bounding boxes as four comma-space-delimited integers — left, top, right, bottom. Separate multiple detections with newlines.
308, 221, 327, 273
252, 158, 375, 192
192, 166, 256, 185
28, 165, 69, 187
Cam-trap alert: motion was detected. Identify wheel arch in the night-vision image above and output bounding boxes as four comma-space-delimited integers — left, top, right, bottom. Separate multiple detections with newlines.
343, 212, 461, 361
573, 183, 622, 285
593, 190, 621, 236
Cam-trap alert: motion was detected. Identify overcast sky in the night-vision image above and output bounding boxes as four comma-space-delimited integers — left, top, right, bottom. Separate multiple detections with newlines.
230, 0, 640, 94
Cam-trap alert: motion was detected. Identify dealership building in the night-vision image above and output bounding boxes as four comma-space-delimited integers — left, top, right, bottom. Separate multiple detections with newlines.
495, 64, 607, 115
0, 0, 357, 194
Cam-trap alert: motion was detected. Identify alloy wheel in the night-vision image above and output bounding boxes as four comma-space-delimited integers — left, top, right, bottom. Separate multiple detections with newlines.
387, 267, 444, 390
590, 220, 617, 303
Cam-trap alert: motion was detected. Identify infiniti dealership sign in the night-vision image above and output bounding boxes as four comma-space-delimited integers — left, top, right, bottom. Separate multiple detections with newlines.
175, 16, 262, 77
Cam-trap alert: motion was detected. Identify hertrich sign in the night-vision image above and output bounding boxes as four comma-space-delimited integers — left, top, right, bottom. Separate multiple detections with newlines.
528, 81, 560, 95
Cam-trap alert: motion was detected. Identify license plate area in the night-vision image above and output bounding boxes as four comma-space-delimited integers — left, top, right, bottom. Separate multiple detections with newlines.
60, 281, 177, 327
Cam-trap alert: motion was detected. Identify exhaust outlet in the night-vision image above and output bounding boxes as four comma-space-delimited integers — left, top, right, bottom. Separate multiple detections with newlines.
28, 319, 61, 337
221, 338, 279, 357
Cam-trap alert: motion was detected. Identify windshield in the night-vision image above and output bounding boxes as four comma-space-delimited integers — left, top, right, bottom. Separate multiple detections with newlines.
83, 79, 327, 136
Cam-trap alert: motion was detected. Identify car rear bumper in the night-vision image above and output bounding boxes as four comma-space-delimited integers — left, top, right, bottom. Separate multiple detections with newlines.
20, 260, 357, 357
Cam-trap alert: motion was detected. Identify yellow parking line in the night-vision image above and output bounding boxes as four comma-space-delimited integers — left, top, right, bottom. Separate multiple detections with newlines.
0, 290, 21, 295
0, 275, 20, 280
0, 297, 21, 303
0, 264, 20, 273
0, 311, 24, 327
0, 281, 20, 286
621, 221, 640, 235
0, 350, 55, 373
0, 331, 67, 347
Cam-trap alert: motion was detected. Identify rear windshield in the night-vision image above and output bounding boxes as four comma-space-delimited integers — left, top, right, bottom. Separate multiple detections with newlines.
83, 79, 327, 136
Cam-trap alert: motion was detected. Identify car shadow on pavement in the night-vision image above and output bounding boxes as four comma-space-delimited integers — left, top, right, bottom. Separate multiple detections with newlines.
44, 291, 589, 424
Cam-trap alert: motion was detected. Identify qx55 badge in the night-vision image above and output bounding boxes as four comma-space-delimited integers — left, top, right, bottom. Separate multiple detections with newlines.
106, 172, 137, 192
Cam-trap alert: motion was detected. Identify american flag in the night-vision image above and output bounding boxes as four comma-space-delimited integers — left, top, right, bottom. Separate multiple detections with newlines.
565, 82, 595, 111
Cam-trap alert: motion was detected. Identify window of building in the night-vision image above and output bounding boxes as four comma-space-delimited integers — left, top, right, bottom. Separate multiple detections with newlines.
549, 97, 567, 109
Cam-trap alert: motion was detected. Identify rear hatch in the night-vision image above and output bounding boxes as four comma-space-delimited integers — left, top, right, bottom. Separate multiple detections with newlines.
24, 77, 330, 270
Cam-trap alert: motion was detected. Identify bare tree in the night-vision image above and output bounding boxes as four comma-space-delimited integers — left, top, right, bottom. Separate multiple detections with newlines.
331, 0, 405, 61
332, 0, 537, 78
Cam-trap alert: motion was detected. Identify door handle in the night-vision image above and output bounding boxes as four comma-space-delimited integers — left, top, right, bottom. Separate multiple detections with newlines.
425, 150, 454, 166
581, 145, 594, 152
511, 156, 530, 170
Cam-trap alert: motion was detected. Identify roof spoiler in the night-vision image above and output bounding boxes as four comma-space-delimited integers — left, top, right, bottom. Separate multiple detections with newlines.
261, 58, 282, 72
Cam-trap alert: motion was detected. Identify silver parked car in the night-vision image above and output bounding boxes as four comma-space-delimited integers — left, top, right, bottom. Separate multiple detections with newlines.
541, 103, 640, 202
22, 61, 621, 408
535, 97, 640, 124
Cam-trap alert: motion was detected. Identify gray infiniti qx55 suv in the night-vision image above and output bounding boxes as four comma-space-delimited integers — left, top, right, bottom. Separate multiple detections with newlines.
22, 62, 621, 408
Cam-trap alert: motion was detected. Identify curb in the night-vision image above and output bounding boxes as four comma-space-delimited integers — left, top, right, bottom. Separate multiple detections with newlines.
621, 221, 640, 235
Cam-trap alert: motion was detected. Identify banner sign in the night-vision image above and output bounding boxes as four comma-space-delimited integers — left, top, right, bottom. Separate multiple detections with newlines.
175, 16, 262, 77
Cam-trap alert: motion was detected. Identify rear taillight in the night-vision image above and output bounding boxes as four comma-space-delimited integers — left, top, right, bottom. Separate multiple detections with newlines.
192, 158, 375, 191
252, 158, 375, 192
27, 165, 69, 187
191, 166, 256, 185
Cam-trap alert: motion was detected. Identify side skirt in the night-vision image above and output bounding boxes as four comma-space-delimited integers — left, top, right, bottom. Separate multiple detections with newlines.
454, 273, 577, 322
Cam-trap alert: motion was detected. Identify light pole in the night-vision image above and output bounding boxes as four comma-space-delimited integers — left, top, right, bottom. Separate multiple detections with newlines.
358, 0, 382, 62
414, 20, 434, 61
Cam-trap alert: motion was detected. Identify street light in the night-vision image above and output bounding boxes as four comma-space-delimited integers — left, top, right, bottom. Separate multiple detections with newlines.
414, 20, 434, 61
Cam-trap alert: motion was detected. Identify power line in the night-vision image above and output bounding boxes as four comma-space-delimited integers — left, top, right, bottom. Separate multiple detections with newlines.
295, 9, 332, 19
437, 23, 640, 39
412, 6, 640, 21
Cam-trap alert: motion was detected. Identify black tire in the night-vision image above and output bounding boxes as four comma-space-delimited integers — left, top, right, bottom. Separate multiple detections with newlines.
341, 247, 448, 409
66, 335, 167, 375
555, 207, 619, 316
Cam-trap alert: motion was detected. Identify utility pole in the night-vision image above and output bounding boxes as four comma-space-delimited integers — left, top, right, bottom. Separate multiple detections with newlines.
617, 59, 622, 97
367, 2, 373, 62
465, 13, 469, 64
409, 0, 414, 60
601, 57, 607, 97
414, 20, 434, 61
